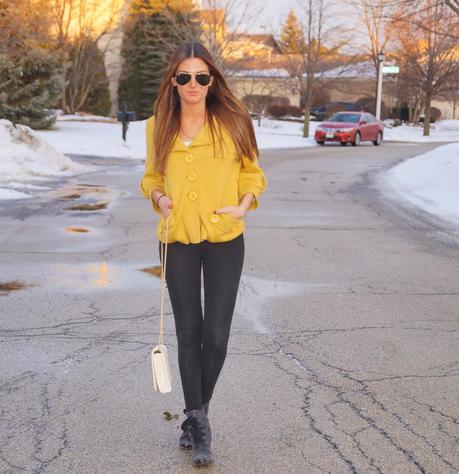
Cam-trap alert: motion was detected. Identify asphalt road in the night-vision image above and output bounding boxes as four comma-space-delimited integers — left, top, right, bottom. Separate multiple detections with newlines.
1, 140, 458, 473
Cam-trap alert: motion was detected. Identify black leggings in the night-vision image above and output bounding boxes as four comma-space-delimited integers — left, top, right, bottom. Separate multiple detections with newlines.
158, 233, 244, 410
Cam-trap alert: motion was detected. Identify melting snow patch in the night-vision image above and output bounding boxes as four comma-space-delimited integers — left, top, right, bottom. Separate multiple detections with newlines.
0, 119, 94, 199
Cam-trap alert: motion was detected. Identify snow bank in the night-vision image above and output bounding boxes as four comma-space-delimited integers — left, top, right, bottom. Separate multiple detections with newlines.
34, 114, 459, 160
0, 119, 94, 200
382, 143, 459, 226
53, 109, 115, 122
251, 117, 317, 148
34, 115, 316, 159
36, 119, 138, 158
384, 120, 459, 143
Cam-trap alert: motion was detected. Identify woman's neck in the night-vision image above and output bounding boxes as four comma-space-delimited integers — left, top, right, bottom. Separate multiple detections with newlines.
180, 101, 207, 120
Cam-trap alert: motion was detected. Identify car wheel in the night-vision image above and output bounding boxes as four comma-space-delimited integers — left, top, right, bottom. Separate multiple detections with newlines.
352, 132, 361, 146
373, 131, 382, 146
316, 141, 325, 145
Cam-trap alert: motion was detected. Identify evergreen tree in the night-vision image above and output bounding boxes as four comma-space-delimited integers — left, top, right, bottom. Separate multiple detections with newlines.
118, 0, 201, 120
0, 0, 63, 129
0, 49, 63, 129
280, 9, 305, 54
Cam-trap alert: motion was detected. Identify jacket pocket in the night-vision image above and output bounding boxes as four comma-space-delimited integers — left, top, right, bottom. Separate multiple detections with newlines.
211, 212, 242, 233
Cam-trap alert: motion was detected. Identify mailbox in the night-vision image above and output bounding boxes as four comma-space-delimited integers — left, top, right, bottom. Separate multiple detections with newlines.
117, 102, 137, 141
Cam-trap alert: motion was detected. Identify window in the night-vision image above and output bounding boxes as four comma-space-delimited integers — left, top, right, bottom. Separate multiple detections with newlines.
329, 113, 361, 123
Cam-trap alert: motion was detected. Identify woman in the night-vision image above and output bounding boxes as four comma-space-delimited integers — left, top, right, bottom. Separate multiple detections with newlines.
140, 41, 267, 468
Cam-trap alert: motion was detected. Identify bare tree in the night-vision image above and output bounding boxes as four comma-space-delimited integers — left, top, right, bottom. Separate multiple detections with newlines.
445, 0, 459, 14
359, 0, 393, 65
279, 1, 356, 137
234, 72, 295, 125
47, 0, 124, 113
383, 0, 459, 40
197, 0, 263, 74
390, 0, 459, 135
353, 0, 395, 106
0, 0, 51, 54
141, 0, 263, 75
438, 77, 459, 119
65, 38, 109, 113
126, 0, 199, 75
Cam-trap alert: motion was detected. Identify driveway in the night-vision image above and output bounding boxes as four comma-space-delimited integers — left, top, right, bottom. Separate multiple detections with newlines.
0, 141, 458, 473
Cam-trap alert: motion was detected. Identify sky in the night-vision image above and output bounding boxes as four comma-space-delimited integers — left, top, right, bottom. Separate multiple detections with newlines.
225, 0, 366, 47
250, 0, 299, 35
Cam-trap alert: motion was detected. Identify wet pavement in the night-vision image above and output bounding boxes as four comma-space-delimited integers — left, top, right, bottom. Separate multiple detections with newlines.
1, 142, 458, 473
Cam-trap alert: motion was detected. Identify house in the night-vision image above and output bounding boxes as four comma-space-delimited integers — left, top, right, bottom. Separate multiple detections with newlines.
96, 2, 456, 119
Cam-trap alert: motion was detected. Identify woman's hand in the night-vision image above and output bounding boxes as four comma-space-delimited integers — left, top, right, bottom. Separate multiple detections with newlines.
214, 205, 246, 220
156, 195, 173, 218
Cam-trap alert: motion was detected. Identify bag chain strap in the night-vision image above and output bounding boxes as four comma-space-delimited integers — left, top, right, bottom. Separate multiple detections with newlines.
159, 214, 170, 346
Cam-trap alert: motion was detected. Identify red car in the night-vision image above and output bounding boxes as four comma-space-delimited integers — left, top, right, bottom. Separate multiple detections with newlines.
314, 111, 384, 146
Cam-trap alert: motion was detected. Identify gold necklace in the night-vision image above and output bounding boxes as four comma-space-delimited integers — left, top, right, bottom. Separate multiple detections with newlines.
180, 113, 207, 140
180, 129, 195, 140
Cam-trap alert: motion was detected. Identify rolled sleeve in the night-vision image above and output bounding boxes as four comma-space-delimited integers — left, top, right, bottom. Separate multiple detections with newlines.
238, 154, 268, 211
140, 116, 165, 214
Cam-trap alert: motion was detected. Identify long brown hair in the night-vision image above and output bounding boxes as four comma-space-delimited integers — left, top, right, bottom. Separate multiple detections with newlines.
151, 41, 259, 174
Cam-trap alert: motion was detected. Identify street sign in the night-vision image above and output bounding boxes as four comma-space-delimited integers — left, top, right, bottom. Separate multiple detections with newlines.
382, 66, 399, 74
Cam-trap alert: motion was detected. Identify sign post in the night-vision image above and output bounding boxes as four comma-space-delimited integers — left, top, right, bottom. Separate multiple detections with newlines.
376, 52, 385, 121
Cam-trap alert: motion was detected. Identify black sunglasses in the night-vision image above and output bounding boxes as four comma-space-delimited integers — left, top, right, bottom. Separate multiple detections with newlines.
175, 72, 211, 86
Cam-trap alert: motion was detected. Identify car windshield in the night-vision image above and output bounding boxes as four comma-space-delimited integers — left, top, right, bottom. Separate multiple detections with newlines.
328, 113, 361, 123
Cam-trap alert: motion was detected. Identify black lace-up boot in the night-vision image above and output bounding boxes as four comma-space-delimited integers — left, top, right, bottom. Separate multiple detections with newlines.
180, 407, 214, 467
179, 401, 209, 450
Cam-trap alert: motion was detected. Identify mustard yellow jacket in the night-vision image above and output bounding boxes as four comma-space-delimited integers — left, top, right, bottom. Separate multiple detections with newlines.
140, 115, 268, 244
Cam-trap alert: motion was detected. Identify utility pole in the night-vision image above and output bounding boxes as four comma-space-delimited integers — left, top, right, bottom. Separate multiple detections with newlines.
375, 52, 385, 120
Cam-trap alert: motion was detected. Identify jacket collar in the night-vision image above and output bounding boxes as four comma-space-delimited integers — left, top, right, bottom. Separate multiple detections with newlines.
170, 117, 220, 153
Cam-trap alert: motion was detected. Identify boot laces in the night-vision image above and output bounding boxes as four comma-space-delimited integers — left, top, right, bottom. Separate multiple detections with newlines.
184, 416, 207, 443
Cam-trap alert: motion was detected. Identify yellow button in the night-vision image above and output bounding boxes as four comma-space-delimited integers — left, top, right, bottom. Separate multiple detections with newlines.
210, 214, 220, 223
188, 191, 197, 201
188, 171, 197, 181
185, 154, 193, 163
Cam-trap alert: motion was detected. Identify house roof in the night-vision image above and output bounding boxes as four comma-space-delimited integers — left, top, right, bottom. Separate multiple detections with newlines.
228, 61, 378, 79
236, 34, 283, 53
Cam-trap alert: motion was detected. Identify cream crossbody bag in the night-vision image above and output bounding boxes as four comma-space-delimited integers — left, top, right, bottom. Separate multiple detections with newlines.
151, 214, 172, 393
